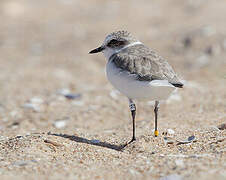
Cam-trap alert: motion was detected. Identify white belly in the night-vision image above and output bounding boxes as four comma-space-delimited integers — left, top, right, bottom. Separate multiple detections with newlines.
106, 60, 175, 100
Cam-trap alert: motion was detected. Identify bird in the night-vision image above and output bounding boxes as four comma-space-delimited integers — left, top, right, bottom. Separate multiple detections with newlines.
89, 30, 183, 144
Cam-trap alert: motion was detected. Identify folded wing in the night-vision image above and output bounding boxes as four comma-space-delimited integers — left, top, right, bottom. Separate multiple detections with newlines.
110, 44, 183, 88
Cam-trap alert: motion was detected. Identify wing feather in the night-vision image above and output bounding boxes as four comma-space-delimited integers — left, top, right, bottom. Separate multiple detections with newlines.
110, 44, 183, 88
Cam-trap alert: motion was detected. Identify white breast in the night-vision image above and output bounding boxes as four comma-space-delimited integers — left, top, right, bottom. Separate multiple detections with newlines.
106, 60, 175, 100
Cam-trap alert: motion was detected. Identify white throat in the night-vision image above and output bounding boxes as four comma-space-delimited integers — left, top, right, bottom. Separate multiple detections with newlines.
103, 41, 142, 60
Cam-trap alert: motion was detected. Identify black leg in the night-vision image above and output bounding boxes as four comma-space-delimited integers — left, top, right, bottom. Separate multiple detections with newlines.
154, 101, 159, 137
128, 99, 136, 143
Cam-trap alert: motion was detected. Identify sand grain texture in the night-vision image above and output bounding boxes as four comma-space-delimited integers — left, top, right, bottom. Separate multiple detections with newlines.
0, 0, 225, 179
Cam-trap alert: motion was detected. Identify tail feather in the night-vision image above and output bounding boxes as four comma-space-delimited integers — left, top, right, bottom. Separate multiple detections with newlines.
172, 82, 183, 88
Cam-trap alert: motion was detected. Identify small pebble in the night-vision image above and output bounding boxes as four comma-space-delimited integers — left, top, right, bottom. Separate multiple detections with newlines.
167, 129, 175, 135
0, 136, 6, 141
13, 161, 28, 166
177, 135, 196, 145
23, 103, 41, 112
57, 88, 81, 100
57, 88, 71, 96
182, 36, 192, 48
196, 54, 209, 67
64, 93, 81, 100
10, 110, 18, 117
217, 123, 226, 130
54, 120, 67, 129
188, 135, 195, 141
30, 97, 44, 104
23, 97, 44, 112
205, 45, 221, 56
10, 122, 19, 127
91, 139, 100, 144
208, 126, 220, 132
163, 137, 175, 145
13, 160, 37, 167
15, 135, 23, 139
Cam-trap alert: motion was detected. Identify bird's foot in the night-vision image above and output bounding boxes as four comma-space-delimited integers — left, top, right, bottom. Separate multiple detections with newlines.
128, 137, 136, 144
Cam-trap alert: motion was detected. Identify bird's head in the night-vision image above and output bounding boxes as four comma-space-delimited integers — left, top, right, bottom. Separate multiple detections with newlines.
89, 31, 138, 58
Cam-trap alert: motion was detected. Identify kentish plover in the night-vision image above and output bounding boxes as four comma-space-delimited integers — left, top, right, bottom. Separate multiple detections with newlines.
89, 30, 183, 144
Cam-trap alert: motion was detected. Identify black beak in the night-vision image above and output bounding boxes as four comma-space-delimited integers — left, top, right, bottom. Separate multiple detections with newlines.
89, 46, 104, 54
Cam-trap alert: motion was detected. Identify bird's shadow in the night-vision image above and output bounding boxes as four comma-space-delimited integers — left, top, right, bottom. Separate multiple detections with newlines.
47, 132, 128, 151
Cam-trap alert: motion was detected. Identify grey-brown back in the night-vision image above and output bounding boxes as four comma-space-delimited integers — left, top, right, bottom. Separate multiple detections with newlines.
110, 44, 183, 88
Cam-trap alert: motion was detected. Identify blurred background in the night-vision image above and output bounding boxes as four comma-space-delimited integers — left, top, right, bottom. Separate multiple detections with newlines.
0, 0, 226, 143
0, 0, 225, 130
0, 0, 225, 179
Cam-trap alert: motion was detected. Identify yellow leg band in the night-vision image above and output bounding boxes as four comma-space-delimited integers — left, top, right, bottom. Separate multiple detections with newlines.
154, 130, 159, 137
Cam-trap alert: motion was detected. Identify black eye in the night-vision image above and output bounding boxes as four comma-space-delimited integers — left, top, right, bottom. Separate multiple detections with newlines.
107, 39, 125, 47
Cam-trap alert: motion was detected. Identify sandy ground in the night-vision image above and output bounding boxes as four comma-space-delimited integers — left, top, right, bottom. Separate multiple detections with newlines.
0, 0, 225, 179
